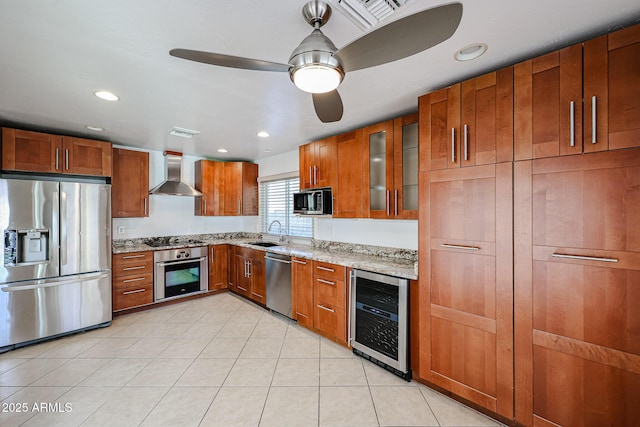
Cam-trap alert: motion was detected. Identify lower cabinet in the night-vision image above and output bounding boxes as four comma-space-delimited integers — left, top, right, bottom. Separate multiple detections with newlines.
293, 258, 348, 344
208, 244, 228, 291
112, 251, 154, 311
231, 246, 266, 305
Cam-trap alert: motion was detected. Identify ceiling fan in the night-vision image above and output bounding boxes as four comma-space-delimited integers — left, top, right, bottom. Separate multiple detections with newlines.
170, 1, 463, 123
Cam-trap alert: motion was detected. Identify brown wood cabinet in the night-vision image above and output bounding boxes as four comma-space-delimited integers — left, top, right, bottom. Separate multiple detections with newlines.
514, 148, 640, 427
112, 148, 149, 218
583, 24, 640, 152
313, 261, 347, 343
418, 163, 514, 419
291, 258, 348, 344
1, 128, 112, 176
420, 68, 513, 171
194, 160, 258, 216
299, 136, 336, 190
291, 257, 313, 329
231, 246, 266, 305
333, 129, 364, 218
363, 114, 420, 219
208, 244, 228, 291
112, 251, 154, 311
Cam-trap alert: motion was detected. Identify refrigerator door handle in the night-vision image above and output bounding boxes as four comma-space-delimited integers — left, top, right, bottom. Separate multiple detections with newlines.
60, 190, 68, 266
1, 272, 110, 292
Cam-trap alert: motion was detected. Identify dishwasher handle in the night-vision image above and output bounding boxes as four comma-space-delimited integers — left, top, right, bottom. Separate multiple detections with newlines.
264, 255, 291, 264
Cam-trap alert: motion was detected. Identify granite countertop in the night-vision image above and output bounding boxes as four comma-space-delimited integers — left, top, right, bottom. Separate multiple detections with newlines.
113, 233, 418, 280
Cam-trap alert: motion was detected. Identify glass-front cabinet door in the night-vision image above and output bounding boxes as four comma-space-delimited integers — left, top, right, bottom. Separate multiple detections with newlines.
364, 120, 394, 219
394, 113, 419, 219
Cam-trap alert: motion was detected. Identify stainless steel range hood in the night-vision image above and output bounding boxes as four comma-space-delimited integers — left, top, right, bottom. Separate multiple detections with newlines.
149, 151, 203, 197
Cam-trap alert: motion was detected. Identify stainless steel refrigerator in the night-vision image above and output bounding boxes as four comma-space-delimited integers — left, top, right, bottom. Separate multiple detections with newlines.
0, 178, 112, 350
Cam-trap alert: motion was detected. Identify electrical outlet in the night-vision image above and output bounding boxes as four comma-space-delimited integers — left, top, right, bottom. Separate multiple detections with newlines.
117, 226, 125, 235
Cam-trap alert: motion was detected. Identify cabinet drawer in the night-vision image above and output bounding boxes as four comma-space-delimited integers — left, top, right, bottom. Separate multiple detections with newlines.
113, 251, 153, 266
313, 261, 345, 281
314, 276, 345, 309
112, 260, 153, 278
113, 284, 153, 311
314, 304, 346, 343
113, 273, 153, 290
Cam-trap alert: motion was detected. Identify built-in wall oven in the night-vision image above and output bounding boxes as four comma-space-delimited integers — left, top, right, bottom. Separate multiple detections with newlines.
350, 269, 410, 380
154, 246, 208, 301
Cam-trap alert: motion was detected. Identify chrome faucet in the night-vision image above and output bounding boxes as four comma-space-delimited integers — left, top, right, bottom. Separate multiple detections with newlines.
267, 220, 285, 243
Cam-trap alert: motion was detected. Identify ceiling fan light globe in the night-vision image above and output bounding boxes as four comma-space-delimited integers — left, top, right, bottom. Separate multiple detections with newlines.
293, 65, 342, 93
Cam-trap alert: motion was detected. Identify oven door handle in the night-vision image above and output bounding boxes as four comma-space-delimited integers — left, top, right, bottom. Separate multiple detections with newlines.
156, 257, 205, 267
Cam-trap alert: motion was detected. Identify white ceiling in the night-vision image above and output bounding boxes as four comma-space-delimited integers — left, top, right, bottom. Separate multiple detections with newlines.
1, 0, 639, 161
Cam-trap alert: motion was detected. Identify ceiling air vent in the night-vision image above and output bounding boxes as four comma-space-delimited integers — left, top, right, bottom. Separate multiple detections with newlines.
169, 126, 200, 138
330, 0, 412, 30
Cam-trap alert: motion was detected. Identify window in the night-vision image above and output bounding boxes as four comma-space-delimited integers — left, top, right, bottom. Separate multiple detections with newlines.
259, 176, 313, 238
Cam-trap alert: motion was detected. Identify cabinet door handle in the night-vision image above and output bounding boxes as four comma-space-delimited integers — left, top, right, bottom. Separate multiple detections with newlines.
314, 165, 318, 185
210, 247, 215, 260
247, 262, 251, 278
570, 101, 575, 147
440, 243, 480, 251
309, 167, 313, 187
316, 266, 335, 273
237, 285, 247, 292
394, 190, 398, 216
122, 277, 146, 283
122, 288, 146, 295
317, 278, 335, 286
463, 124, 468, 161
292, 259, 307, 265
238, 200, 241, 215
55, 148, 60, 171
551, 253, 618, 263
386, 190, 391, 215
122, 265, 146, 271
592, 96, 597, 144
143, 197, 147, 216
203, 198, 207, 215
65, 148, 69, 171
451, 128, 456, 163
122, 254, 145, 260
317, 304, 335, 313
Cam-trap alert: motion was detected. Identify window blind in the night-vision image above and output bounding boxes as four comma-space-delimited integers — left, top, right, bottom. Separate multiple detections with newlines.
259, 177, 313, 238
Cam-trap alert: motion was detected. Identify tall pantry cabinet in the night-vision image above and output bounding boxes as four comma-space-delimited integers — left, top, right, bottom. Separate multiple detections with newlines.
417, 67, 515, 420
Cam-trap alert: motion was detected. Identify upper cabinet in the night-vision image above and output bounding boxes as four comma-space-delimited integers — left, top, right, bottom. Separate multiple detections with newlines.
363, 113, 419, 219
112, 148, 149, 218
515, 24, 640, 160
1, 128, 112, 177
420, 68, 513, 171
194, 160, 258, 216
333, 129, 364, 218
299, 136, 337, 189
583, 24, 640, 152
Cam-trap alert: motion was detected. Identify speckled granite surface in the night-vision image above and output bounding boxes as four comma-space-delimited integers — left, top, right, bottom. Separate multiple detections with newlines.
113, 233, 418, 279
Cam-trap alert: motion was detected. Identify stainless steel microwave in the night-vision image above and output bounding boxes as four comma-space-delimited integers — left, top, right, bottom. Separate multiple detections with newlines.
293, 188, 332, 215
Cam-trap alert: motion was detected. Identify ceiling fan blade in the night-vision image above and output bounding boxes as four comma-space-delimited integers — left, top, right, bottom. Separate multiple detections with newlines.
334, 3, 463, 73
312, 90, 343, 123
170, 49, 291, 72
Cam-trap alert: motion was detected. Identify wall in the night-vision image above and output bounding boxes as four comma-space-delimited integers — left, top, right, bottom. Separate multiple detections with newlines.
255, 149, 418, 250
112, 146, 258, 239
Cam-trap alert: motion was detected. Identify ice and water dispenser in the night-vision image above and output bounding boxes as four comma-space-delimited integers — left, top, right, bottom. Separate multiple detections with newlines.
4, 229, 50, 265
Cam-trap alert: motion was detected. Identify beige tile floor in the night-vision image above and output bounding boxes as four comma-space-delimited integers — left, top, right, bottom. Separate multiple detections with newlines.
0, 292, 504, 427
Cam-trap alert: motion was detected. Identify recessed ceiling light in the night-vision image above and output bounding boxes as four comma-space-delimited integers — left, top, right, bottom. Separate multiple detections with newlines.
264, 149, 273, 153
94, 90, 119, 101
454, 43, 488, 61
257, 131, 270, 138
86, 125, 104, 131
217, 148, 228, 153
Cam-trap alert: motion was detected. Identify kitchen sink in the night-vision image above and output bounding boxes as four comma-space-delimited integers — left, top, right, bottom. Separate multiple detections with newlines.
248, 241, 280, 248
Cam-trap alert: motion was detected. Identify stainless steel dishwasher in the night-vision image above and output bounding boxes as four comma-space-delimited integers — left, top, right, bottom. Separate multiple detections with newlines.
265, 252, 292, 318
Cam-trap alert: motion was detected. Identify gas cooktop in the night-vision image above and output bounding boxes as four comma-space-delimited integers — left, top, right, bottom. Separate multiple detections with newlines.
144, 237, 205, 248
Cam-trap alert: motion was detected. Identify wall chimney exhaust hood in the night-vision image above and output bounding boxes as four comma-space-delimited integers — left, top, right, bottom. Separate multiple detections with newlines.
149, 151, 203, 197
